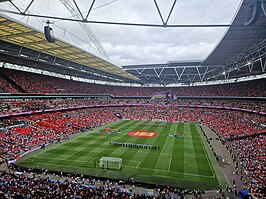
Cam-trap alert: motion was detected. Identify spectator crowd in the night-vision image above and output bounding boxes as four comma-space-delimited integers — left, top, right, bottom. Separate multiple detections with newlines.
0, 98, 265, 116
1, 68, 266, 96
228, 135, 266, 198
0, 171, 193, 199
0, 68, 265, 198
0, 105, 265, 197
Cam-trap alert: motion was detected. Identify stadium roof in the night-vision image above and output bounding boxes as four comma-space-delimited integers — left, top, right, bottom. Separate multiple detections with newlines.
0, 0, 265, 85
203, 0, 266, 66
0, 14, 139, 82
124, 0, 266, 85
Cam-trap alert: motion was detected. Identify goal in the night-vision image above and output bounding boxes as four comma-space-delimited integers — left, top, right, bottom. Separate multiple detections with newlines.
99, 157, 122, 170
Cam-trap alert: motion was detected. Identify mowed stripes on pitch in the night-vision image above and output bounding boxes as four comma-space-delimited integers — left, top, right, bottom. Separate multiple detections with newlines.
16, 120, 221, 189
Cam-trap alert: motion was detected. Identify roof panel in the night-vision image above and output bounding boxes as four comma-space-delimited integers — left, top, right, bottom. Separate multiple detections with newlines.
203, 0, 266, 66
0, 15, 139, 81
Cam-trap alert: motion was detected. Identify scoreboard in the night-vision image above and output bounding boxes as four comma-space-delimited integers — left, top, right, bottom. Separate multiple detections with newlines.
152, 91, 174, 100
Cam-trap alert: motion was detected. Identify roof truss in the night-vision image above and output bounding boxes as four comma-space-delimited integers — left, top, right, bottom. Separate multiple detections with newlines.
0, 0, 231, 28
123, 64, 215, 84
0, 15, 139, 81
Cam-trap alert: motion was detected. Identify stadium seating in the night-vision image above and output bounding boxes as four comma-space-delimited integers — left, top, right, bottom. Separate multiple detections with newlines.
229, 135, 266, 197
0, 98, 265, 115
0, 105, 265, 197
0, 68, 265, 198
0, 108, 117, 161
1, 68, 266, 96
1, 105, 264, 154
0, 171, 192, 199
0, 76, 19, 93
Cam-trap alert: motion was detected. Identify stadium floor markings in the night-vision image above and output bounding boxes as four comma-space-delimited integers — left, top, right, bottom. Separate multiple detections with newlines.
132, 123, 173, 170
196, 125, 216, 178
153, 122, 176, 172
122, 160, 141, 168
23, 162, 214, 182
36, 151, 151, 167
104, 121, 170, 168
32, 155, 145, 170
23, 161, 94, 169
87, 157, 98, 163
123, 165, 137, 169
45, 147, 172, 157
132, 167, 215, 179
104, 123, 147, 156
168, 123, 184, 175
94, 121, 154, 160
31, 157, 88, 163
31, 156, 97, 164
168, 154, 172, 172
184, 123, 200, 175
16, 121, 221, 189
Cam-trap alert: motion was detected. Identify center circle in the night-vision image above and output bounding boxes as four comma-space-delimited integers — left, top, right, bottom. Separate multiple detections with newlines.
128, 130, 158, 138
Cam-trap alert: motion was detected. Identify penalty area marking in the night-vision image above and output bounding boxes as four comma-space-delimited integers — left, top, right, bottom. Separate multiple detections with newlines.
122, 160, 140, 168
144, 167, 215, 179
23, 157, 214, 178
88, 157, 98, 163
30, 156, 98, 164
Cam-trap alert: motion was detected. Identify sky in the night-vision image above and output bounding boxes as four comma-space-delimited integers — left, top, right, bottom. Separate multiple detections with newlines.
0, 0, 243, 66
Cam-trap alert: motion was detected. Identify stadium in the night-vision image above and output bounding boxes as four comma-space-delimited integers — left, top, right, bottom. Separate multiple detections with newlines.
0, 0, 265, 198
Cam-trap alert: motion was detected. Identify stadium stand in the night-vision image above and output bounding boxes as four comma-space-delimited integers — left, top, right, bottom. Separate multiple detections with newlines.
0, 170, 195, 199
0, 99, 265, 198
0, 75, 19, 94
0, 0, 265, 197
0, 108, 117, 161
0, 98, 265, 115
0, 69, 265, 198
1, 68, 266, 96
228, 135, 266, 198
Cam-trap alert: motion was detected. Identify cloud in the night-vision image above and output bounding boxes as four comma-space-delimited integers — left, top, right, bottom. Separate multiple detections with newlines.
0, 0, 242, 66
103, 40, 216, 65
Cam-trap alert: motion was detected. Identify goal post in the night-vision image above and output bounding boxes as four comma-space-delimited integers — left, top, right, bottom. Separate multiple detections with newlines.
99, 157, 122, 170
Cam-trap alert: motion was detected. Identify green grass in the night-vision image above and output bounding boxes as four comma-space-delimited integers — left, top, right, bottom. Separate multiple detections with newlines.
16, 120, 226, 190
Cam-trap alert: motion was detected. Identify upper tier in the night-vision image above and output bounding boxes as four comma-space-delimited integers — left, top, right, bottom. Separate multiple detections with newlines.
0, 68, 265, 97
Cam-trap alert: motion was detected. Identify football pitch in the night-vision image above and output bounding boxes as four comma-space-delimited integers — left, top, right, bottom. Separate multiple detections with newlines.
16, 120, 226, 189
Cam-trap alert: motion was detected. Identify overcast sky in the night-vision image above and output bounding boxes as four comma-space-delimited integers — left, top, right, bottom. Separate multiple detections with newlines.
0, 0, 243, 66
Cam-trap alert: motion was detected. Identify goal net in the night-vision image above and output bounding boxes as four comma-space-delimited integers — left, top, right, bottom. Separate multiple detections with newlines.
99, 157, 122, 170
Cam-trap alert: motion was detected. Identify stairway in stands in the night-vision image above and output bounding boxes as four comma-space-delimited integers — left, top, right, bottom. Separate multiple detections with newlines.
0, 69, 27, 93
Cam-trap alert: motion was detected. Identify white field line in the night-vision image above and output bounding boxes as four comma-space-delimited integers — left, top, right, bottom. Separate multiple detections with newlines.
123, 160, 139, 162
32, 156, 96, 164
107, 148, 172, 156
23, 161, 90, 169
140, 167, 215, 178
28, 156, 214, 178
28, 125, 215, 179
123, 162, 140, 169
168, 154, 172, 172
196, 125, 216, 178
122, 160, 140, 168
88, 157, 97, 163
123, 165, 138, 169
